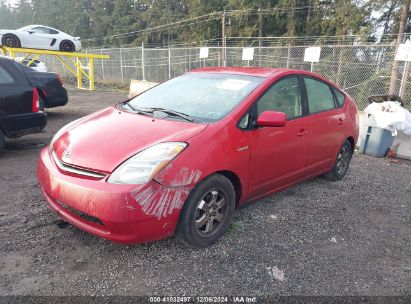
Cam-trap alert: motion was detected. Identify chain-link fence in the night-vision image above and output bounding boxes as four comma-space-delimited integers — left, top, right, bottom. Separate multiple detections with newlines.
41, 44, 411, 110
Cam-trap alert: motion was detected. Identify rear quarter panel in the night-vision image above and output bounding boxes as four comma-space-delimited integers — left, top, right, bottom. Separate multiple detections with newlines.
25, 71, 68, 107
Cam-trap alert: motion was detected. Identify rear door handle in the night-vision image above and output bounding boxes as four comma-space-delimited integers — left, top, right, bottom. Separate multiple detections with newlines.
338, 118, 344, 126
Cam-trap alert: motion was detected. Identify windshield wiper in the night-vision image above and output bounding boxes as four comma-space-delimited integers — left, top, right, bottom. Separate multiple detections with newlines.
123, 103, 194, 122
150, 107, 194, 122
123, 102, 154, 117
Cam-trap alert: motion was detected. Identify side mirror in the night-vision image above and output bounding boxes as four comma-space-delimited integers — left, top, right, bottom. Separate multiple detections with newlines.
28, 31, 34, 34
256, 111, 287, 127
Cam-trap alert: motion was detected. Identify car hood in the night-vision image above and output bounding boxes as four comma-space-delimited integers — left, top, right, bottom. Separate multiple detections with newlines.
52, 106, 208, 173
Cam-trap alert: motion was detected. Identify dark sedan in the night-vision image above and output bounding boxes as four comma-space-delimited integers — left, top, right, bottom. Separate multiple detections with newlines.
0, 56, 48, 152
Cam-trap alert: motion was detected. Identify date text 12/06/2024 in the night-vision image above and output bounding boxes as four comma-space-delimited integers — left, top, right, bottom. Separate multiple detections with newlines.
149, 296, 257, 303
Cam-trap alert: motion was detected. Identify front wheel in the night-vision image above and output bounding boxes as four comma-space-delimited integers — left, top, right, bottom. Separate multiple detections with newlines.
176, 174, 235, 248
2, 34, 20, 48
324, 140, 352, 181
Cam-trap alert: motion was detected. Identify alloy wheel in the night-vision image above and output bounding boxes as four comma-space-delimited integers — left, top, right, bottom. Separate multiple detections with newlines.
61, 42, 74, 52
336, 145, 350, 175
5, 36, 18, 47
195, 189, 227, 235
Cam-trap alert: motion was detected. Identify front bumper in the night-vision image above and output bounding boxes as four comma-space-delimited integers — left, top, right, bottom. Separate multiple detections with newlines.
37, 147, 191, 244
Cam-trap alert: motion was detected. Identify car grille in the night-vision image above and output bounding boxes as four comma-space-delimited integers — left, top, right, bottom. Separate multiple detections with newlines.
52, 151, 106, 179
56, 199, 104, 226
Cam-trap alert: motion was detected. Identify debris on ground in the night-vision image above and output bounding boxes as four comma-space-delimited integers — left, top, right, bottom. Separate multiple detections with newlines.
267, 266, 285, 282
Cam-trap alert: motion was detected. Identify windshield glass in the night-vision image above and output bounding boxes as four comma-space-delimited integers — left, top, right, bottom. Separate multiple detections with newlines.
18, 26, 32, 31
127, 73, 264, 123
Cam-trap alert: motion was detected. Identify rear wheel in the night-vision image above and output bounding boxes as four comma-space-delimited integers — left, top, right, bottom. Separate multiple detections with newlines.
0, 129, 6, 153
2, 34, 20, 48
59, 40, 75, 52
176, 174, 235, 248
324, 140, 352, 181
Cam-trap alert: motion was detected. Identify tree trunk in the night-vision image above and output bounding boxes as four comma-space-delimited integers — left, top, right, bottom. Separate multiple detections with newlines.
389, 0, 410, 94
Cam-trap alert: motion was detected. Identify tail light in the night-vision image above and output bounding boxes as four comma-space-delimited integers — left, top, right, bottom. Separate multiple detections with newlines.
32, 88, 39, 113
56, 74, 64, 86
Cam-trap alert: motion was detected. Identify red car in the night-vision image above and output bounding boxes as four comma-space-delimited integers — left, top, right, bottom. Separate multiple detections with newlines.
37, 67, 359, 248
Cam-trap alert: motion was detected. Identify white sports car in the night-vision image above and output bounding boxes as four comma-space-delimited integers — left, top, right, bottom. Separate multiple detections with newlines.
16, 57, 48, 72
0, 25, 81, 52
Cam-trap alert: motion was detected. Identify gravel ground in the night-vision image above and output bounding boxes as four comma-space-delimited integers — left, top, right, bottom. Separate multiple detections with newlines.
0, 89, 410, 297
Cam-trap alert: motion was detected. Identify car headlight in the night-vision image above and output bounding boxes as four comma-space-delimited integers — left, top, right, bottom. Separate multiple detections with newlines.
49, 119, 81, 152
107, 142, 187, 185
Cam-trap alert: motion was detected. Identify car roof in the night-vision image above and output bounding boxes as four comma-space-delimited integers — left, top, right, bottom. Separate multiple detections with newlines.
25, 25, 60, 32
188, 67, 341, 90
188, 66, 327, 79
189, 67, 285, 77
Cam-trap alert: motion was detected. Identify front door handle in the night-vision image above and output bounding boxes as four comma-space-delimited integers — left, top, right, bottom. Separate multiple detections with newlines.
297, 129, 308, 137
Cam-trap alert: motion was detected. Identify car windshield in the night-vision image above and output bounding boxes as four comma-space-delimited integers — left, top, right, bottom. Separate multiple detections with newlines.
18, 25, 32, 31
127, 73, 264, 123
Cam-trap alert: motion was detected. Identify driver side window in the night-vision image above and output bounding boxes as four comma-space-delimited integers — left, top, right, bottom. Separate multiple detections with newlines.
31, 27, 51, 34
256, 77, 302, 120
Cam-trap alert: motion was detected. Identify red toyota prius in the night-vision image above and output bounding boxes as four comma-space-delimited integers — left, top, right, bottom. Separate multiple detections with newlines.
37, 67, 359, 248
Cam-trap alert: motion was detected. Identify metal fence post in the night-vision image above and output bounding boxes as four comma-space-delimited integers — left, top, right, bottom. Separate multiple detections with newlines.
399, 61, 409, 97
119, 48, 124, 83
168, 47, 171, 79
101, 49, 105, 82
142, 43, 145, 81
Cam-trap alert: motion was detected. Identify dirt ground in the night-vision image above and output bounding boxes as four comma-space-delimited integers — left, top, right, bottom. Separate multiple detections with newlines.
0, 89, 410, 297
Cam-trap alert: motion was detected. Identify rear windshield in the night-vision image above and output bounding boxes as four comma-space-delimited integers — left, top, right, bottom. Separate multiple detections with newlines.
128, 73, 264, 123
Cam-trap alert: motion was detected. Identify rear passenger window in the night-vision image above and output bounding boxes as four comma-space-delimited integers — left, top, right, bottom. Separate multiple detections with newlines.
0, 66, 15, 84
332, 87, 346, 107
257, 77, 302, 120
304, 78, 335, 113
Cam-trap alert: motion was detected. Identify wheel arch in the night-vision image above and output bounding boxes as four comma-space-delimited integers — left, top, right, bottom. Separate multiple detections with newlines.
346, 136, 355, 156
214, 170, 243, 207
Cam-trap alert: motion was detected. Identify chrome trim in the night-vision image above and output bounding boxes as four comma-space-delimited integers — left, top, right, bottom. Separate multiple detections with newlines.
52, 151, 106, 179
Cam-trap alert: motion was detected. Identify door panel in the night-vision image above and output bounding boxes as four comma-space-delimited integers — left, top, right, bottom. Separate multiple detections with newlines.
25, 27, 54, 48
248, 76, 309, 198
249, 117, 310, 198
307, 109, 345, 171
303, 77, 345, 172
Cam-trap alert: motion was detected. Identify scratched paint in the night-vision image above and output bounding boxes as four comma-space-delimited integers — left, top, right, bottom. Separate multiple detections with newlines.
132, 168, 202, 219
157, 166, 202, 187
131, 183, 190, 219
169, 167, 202, 187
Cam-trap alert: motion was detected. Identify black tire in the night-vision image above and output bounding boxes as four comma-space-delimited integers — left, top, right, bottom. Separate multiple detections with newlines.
0, 129, 6, 153
324, 140, 352, 181
2, 34, 21, 48
59, 40, 75, 52
176, 174, 236, 248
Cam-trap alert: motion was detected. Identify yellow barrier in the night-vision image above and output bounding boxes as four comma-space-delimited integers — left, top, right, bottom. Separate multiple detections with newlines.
0, 46, 109, 90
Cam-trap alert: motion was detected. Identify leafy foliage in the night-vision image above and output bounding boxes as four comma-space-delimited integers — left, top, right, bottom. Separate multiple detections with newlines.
0, 0, 405, 47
